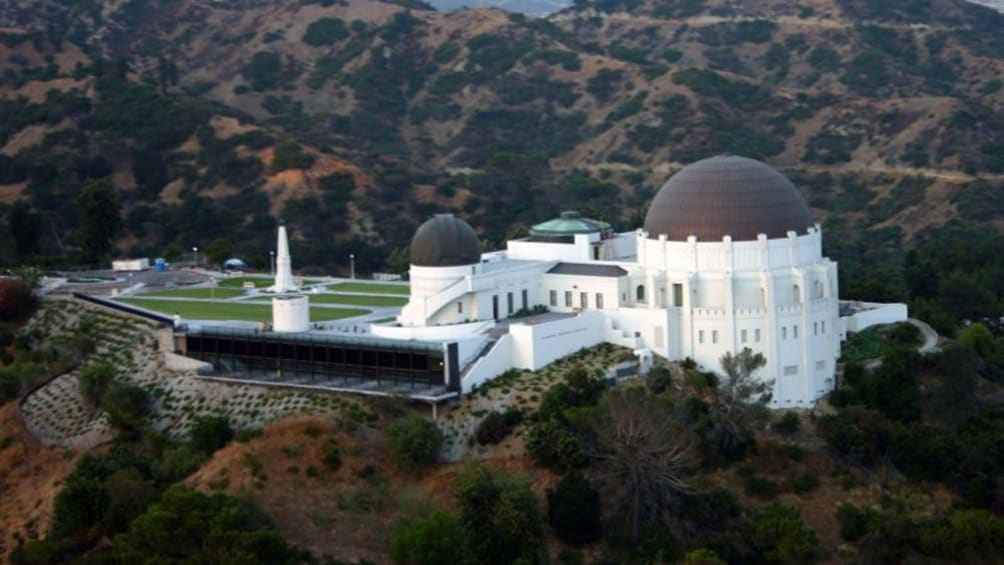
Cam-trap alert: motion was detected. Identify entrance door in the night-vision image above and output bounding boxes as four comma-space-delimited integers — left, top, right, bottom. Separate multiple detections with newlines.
492, 295, 499, 319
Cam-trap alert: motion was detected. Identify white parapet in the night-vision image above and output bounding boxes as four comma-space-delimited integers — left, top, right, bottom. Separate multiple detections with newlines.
273, 295, 310, 332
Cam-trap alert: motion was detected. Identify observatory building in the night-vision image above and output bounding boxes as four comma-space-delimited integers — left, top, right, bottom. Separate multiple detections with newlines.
374, 155, 907, 407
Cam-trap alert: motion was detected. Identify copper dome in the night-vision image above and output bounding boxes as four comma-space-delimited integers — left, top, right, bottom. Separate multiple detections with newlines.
410, 214, 481, 267
643, 155, 815, 241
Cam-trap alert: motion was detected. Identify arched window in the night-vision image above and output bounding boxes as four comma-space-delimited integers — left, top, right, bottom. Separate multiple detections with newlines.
793, 284, 801, 303
636, 285, 646, 302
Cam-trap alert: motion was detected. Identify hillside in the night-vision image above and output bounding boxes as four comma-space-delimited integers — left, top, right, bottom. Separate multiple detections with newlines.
0, 0, 1002, 277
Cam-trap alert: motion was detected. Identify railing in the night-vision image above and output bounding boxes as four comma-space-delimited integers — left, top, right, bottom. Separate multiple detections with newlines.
72, 292, 175, 327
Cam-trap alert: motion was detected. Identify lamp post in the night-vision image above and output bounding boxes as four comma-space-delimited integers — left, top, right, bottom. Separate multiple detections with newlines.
192, 246, 198, 268
269, 250, 275, 277
349, 253, 355, 280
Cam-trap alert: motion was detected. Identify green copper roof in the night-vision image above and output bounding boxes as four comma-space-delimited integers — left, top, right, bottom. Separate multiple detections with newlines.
530, 211, 610, 236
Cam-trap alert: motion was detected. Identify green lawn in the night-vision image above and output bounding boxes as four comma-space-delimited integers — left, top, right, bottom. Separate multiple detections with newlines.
116, 298, 368, 322
217, 276, 272, 288
247, 293, 407, 307
218, 276, 327, 288
142, 287, 247, 299
329, 282, 410, 295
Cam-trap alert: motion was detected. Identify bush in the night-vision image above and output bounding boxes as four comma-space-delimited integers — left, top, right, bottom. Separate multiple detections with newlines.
790, 472, 820, 495
386, 414, 442, 471
745, 475, 780, 499
775, 412, 801, 436
303, 17, 349, 46
454, 464, 544, 565
525, 420, 585, 471
748, 504, 821, 564
390, 510, 466, 565
836, 503, 874, 542
645, 365, 672, 394
322, 439, 342, 470
475, 409, 522, 445
0, 278, 36, 322
190, 415, 234, 455
547, 472, 601, 545
79, 362, 115, 407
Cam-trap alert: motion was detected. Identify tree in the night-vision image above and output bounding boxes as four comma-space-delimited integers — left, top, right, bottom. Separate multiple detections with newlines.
77, 179, 122, 263
524, 419, 586, 471
0, 278, 36, 322
386, 414, 442, 471
748, 504, 821, 564
959, 323, 995, 358
585, 388, 694, 543
110, 486, 299, 564
710, 348, 770, 459
190, 415, 234, 455
388, 246, 410, 275
453, 464, 544, 565
391, 510, 467, 565
547, 472, 601, 545
9, 200, 42, 260
204, 237, 233, 267
79, 362, 115, 408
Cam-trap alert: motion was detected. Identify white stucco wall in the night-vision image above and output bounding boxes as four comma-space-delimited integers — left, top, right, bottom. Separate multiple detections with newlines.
509, 312, 605, 370
461, 335, 514, 393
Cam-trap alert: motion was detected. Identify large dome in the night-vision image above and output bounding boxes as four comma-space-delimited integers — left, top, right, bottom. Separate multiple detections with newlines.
643, 155, 815, 241
410, 213, 482, 267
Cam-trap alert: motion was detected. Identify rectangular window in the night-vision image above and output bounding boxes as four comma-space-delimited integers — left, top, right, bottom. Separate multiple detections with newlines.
821, 321, 826, 334
521, 289, 528, 309
564, 291, 572, 307
457, 302, 463, 314
596, 293, 604, 309
580, 292, 588, 309
784, 365, 798, 376
755, 329, 761, 342
549, 290, 557, 307
793, 325, 799, 339
814, 322, 818, 336
698, 330, 705, 344
712, 330, 719, 344
782, 326, 788, 340
741, 329, 748, 343
816, 360, 825, 371
673, 283, 683, 307
507, 292, 513, 314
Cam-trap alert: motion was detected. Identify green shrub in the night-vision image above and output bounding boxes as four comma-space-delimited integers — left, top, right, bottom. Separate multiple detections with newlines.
322, 439, 342, 471
525, 420, 585, 471
748, 504, 821, 564
453, 464, 544, 564
745, 475, 780, 499
775, 412, 800, 436
547, 472, 601, 545
475, 410, 521, 445
386, 414, 442, 471
836, 503, 874, 542
790, 473, 820, 495
303, 17, 349, 46
190, 415, 234, 455
390, 510, 466, 565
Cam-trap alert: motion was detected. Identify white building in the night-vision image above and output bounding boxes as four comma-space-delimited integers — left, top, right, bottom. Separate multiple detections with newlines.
373, 155, 907, 407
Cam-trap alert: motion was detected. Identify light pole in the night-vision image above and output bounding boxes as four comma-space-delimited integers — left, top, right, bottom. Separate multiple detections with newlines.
192, 246, 198, 268
349, 253, 355, 280
269, 250, 275, 277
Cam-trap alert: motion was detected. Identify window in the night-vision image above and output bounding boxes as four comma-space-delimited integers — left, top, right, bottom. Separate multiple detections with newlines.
813, 280, 824, 298
622, 293, 627, 302
457, 302, 463, 314
821, 321, 826, 334
564, 291, 572, 307
507, 292, 513, 314
698, 330, 705, 344
521, 289, 528, 309
673, 283, 683, 306
596, 293, 604, 309
793, 284, 800, 303
782, 326, 787, 340
636, 284, 646, 302
814, 322, 818, 335
549, 290, 557, 307
816, 360, 825, 371
784, 365, 798, 376
712, 330, 719, 344
580, 292, 588, 309
793, 325, 798, 339
741, 329, 748, 343
755, 329, 761, 342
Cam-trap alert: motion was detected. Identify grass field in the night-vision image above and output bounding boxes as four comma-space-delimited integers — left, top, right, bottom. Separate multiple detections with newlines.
247, 293, 407, 307
217, 276, 325, 288
116, 298, 368, 322
329, 282, 410, 295
142, 287, 247, 299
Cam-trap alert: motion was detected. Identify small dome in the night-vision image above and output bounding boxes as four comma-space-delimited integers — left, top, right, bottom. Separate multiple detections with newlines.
530, 211, 611, 238
410, 214, 481, 267
643, 155, 815, 241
